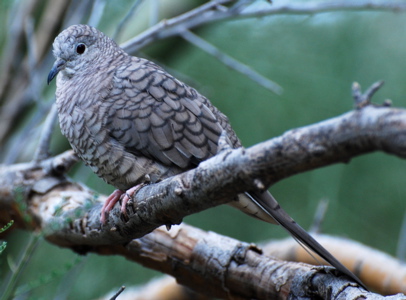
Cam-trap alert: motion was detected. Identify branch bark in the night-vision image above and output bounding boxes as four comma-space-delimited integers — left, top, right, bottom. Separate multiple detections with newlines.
264, 235, 406, 296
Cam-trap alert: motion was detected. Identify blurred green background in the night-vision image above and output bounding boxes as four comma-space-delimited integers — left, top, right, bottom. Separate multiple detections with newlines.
1, 0, 406, 298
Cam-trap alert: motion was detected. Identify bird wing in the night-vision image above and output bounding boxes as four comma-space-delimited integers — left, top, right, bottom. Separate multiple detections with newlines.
104, 57, 232, 170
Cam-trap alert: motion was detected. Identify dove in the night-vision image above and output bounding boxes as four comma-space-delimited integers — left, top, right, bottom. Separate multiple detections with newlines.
48, 24, 365, 289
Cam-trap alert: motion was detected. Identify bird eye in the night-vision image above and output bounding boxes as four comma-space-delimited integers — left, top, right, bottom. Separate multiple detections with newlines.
76, 43, 86, 54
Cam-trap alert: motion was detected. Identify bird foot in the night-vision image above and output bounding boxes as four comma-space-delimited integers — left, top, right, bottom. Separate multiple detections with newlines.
100, 184, 147, 224
100, 189, 125, 224
120, 184, 146, 216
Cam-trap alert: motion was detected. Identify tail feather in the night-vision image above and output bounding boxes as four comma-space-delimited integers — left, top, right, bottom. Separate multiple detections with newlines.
243, 190, 367, 290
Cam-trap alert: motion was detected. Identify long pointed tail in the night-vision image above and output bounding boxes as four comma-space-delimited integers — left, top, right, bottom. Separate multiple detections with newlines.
236, 190, 367, 290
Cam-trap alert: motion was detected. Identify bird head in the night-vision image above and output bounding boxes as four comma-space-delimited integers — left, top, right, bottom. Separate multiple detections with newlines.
48, 24, 109, 85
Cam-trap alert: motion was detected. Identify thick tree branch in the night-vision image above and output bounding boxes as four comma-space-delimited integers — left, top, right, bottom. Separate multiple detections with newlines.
2, 104, 406, 243
2, 103, 406, 297
264, 235, 406, 296
0, 79, 404, 297
94, 223, 386, 299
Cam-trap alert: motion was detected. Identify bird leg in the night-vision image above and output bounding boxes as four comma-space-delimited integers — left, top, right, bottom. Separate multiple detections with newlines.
120, 184, 146, 217
100, 189, 124, 224
120, 175, 151, 217
100, 184, 145, 223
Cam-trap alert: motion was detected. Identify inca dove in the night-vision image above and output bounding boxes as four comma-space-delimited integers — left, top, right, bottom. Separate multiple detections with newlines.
48, 25, 365, 289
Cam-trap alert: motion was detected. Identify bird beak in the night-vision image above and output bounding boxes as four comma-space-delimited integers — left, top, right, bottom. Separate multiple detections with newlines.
47, 59, 65, 85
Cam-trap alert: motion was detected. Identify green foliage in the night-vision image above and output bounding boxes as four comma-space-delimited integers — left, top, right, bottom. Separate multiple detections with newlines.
0, 220, 13, 234
0, 220, 14, 255
13, 256, 84, 298
0, 242, 6, 255
0, 234, 87, 300
14, 186, 32, 223
0, 233, 40, 300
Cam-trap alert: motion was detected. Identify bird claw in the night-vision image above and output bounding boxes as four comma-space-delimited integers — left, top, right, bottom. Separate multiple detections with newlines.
100, 184, 147, 224
120, 183, 146, 217
120, 193, 132, 216
100, 189, 124, 224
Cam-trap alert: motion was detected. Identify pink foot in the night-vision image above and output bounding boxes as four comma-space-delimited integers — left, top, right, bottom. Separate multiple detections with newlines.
120, 184, 144, 216
100, 189, 124, 224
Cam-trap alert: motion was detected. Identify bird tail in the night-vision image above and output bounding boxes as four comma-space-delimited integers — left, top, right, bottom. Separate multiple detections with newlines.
229, 190, 367, 290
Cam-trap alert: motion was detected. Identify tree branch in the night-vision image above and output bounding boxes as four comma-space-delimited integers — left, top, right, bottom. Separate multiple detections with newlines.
264, 234, 406, 296
121, 0, 406, 54
179, 29, 283, 94
2, 104, 406, 243
10, 104, 394, 249
2, 102, 406, 297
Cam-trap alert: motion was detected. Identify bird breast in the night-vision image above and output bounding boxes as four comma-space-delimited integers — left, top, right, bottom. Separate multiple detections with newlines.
55, 63, 183, 190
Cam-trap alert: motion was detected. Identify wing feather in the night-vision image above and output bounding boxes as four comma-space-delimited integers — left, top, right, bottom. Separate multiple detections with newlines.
105, 57, 240, 170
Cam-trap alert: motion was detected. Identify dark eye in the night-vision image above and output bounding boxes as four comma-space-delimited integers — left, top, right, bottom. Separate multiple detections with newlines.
76, 43, 86, 54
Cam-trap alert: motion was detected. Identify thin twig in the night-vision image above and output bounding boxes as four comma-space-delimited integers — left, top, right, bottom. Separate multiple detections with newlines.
309, 198, 329, 234
239, 1, 406, 18
180, 29, 283, 94
88, 0, 107, 27
61, 0, 94, 29
149, 0, 160, 27
112, 0, 145, 41
2, 104, 47, 164
33, 103, 58, 162
120, 0, 234, 53
352, 81, 385, 108
0, 0, 37, 102
24, 17, 37, 83
396, 210, 406, 262
121, 0, 406, 54
109, 286, 126, 300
